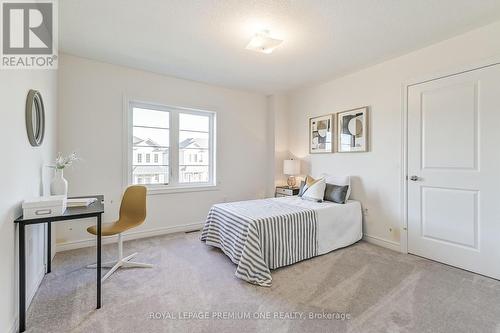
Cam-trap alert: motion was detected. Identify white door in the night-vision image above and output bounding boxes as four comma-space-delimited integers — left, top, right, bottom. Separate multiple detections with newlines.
407, 64, 500, 279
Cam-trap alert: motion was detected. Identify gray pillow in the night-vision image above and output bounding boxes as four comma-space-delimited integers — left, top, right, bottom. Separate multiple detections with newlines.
324, 184, 349, 204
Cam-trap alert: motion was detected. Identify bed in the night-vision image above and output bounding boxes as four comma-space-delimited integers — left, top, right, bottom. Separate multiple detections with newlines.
200, 196, 362, 286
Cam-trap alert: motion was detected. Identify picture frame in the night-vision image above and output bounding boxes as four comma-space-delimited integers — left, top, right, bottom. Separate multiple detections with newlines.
337, 107, 369, 153
25, 89, 45, 147
309, 114, 334, 154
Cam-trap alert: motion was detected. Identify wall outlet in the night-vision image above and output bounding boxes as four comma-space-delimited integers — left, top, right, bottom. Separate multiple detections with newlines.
363, 208, 369, 216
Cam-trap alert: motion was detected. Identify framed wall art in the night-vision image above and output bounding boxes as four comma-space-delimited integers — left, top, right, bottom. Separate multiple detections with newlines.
337, 107, 368, 153
309, 114, 334, 154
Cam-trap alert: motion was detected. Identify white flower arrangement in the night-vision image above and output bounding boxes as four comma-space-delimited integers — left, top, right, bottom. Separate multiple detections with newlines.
49, 152, 79, 170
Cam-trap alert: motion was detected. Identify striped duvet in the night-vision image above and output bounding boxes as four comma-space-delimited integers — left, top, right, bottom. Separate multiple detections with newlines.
200, 198, 318, 287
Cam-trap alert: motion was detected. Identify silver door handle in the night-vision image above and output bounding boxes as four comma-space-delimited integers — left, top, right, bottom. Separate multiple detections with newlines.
410, 176, 419, 181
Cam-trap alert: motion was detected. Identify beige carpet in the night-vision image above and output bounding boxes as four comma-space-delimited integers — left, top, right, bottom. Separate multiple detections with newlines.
26, 232, 500, 333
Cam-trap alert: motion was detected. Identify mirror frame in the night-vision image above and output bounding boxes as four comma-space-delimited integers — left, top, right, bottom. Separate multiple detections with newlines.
25, 89, 45, 147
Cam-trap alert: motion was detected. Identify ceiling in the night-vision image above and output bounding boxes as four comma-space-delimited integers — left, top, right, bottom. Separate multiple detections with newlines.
59, 0, 500, 94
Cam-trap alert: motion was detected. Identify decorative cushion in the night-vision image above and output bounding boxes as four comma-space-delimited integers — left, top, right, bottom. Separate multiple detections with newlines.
301, 177, 326, 202
304, 175, 317, 186
324, 184, 349, 204
298, 175, 319, 197
321, 175, 352, 201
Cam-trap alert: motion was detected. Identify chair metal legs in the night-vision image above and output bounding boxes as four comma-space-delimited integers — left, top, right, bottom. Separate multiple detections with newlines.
86, 260, 116, 268
86, 233, 153, 281
122, 261, 153, 268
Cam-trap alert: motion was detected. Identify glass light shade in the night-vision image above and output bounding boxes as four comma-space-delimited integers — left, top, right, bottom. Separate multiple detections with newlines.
283, 159, 300, 175
246, 32, 283, 54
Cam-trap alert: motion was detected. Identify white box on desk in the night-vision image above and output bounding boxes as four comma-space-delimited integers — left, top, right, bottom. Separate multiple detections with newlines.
22, 195, 67, 220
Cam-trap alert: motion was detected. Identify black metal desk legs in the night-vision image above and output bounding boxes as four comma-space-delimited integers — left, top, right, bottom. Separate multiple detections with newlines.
19, 221, 53, 332
19, 222, 26, 332
97, 213, 102, 309
18, 213, 102, 332
19, 221, 47, 333
47, 222, 51, 273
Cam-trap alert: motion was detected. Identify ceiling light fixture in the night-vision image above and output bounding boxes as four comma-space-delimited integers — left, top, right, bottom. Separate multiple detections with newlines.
246, 30, 283, 54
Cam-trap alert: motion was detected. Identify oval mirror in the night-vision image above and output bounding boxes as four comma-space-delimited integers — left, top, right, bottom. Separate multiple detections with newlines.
25, 89, 45, 147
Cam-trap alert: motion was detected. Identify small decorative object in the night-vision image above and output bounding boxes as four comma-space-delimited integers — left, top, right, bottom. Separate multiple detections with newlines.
337, 107, 369, 152
309, 114, 334, 153
25, 89, 45, 147
48, 152, 79, 196
22, 195, 67, 220
283, 159, 300, 188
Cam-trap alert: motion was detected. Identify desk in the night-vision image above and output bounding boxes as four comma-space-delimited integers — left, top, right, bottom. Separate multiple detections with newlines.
14, 195, 104, 332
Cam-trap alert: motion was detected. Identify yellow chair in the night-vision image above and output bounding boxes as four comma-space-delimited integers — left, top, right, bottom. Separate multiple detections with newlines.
87, 185, 152, 281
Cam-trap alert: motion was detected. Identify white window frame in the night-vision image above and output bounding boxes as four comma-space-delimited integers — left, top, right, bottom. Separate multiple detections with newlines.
124, 99, 217, 194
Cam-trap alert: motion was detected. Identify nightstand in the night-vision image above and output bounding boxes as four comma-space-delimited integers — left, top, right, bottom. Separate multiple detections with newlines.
275, 186, 300, 197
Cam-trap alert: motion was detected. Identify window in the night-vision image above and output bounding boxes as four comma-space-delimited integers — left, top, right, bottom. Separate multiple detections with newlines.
128, 101, 216, 190
179, 113, 212, 184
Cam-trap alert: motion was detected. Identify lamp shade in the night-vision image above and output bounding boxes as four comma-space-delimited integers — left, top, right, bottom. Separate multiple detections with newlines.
283, 159, 300, 175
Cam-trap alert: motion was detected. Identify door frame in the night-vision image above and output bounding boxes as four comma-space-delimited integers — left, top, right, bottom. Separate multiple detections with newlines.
399, 55, 500, 254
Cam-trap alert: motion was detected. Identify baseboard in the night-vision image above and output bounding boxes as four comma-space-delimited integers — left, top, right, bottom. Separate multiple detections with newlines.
7, 266, 46, 333
56, 222, 204, 252
26, 266, 46, 310
6, 266, 42, 333
7, 316, 18, 333
57, 225, 401, 254
363, 233, 401, 252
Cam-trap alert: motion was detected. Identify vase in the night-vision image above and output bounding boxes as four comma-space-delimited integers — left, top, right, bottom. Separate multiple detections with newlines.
50, 169, 68, 196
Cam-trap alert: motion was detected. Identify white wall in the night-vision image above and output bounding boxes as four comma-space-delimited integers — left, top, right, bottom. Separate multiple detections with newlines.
287, 21, 500, 249
0, 70, 57, 332
56, 54, 269, 249
266, 94, 290, 196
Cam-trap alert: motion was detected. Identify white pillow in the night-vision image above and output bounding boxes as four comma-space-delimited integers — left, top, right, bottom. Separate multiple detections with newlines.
301, 178, 326, 202
321, 175, 351, 201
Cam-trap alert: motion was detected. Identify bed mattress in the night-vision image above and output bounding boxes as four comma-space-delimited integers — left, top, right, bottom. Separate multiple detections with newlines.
201, 196, 362, 286
277, 197, 362, 255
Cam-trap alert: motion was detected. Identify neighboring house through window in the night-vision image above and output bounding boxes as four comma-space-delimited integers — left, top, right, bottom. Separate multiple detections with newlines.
128, 101, 216, 189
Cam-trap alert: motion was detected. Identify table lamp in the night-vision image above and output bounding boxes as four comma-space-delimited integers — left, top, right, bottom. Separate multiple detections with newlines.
283, 159, 300, 188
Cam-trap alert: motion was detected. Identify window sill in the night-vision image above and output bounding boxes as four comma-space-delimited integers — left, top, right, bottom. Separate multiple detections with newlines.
145, 184, 219, 195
